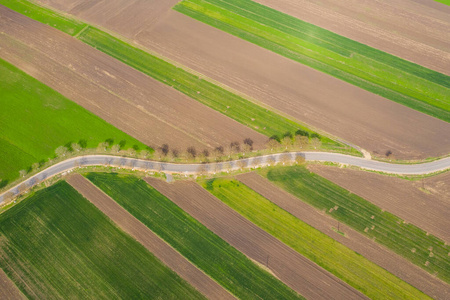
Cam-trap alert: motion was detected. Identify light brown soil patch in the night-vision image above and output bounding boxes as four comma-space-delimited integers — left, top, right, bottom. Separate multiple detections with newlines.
0, 6, 267, 151
308, 165, 450, 242
145, 177, 367, 300
66, 174, 234, 300
236, 172, 450, 300
0, 268, 26, 300
32, 1, 450, 159
254, 0, 450, 75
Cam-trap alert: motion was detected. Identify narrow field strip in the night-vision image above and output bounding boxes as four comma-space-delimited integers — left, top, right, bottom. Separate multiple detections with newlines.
0, 268, 25, 300
66, 174, 233, 300
147, 178, 366, 300
201, 177, 431, 299
174, 0, 450, 122
0, 0, 351, 153
236, 172, 450, 300
260, 165, 450, 283
0, 181, 204, 299
85, 172, 304, 300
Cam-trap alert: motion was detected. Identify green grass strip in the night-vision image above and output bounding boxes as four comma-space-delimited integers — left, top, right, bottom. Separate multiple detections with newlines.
174, 0, 450, 122
0, 58, 148, 185
434, 0, 450, 5
0, 0, 352, 153
86, 172, 304, 300
260, 166, 450, 283
0, 181, 204, 299
201, 177, 431, 300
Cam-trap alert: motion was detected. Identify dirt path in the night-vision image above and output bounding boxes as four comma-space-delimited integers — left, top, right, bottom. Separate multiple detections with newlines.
145, 178, 367, 300
0, 6, 267, 151
66, 174, 235, 300
308, 165, 450, 242
236, 172, 450, 300
0, 268, 26, 300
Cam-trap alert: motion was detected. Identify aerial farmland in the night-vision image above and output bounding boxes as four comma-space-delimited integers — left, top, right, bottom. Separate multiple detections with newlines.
0, 0, 449, 299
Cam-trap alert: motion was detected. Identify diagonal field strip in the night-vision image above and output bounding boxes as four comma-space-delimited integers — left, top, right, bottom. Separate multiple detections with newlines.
236, 172, 450, 300
66, 174, 234, 300
0, 268, 26, 300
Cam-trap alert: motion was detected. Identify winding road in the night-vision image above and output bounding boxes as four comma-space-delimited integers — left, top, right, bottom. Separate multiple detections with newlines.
1, 152, 449, 204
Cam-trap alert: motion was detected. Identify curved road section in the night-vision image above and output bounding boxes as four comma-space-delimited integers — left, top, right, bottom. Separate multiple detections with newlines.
1, 152, 449, 204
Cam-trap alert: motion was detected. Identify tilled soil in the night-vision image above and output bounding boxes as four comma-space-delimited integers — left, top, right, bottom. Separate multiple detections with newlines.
66, 174, 235, 300
0, 6, 267, 152
0, 268, 25, 300
236, 172, 450, 300
308, 165, 450, 242
145, 177, 367, 300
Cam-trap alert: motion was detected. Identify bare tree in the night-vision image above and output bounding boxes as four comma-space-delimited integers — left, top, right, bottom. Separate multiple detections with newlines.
171, 149, 180, 160
71, 143, 82, 152
97, 142, 108, 152
111, 144, 120, 153
32, 162, 40, 171
251, 157, 261, 168
55, 146, 68, 157
311, 137, 322, 149
200, 149, 210, 162
187, 147, 197, 160
230, 142, 240, 154
280, 153, 292, 165
236, 160, 247, 170
160, 144, 170, 156
140, 150, 150, 159
267, 138, 280, 151
266, 157, 276, 166
294, 136, 309, 149
127, 148, 137, 157
243, 138, 254, 152
19, 169, 27, 177
3, 191, 15, 202
295, 155, 306, 165
197, 164, 209, 176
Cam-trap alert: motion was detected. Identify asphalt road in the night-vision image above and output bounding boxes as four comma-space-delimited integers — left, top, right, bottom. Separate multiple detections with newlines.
1, 152, 449, 204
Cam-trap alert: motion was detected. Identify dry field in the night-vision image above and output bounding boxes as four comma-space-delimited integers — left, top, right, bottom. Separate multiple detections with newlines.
32, 0, 450, 159
236, 172, 450, 300
254, 0, 450, 75
0, 268, 25, 300
0, 6, 267, 151
66, 174, 234, 300
146, 178, 366, 300
308, 165, 450, 242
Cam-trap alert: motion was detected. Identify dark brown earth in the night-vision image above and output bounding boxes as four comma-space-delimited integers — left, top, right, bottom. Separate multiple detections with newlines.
308, 165, 450, 242
236, 172, 450, 300
145, 177, 367, 300
0, 6, 267, 152
0, 268, 25, 300
66, 174, 235, 300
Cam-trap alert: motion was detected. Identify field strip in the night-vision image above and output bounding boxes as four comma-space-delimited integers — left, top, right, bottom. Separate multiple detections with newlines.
0, 268, 26, 300
66, 174, 234, 300
1, 152, 450, 204
145, 178, 366, 299
236, 172, 450, 300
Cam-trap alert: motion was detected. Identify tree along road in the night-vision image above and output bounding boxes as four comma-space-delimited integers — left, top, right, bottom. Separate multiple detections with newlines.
1, 152, 449, 204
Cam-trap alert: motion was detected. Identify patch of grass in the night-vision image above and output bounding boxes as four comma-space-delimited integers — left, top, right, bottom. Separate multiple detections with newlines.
260, 165, 450, 283
0, 58, 148, 183
434, 0, 450, 5
0, 181, 204, 299
174, 0, 450, 122
86, 172, 304, 300
201, 177, 430, 300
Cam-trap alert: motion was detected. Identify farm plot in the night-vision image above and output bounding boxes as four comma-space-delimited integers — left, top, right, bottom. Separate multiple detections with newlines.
201, 177, 430, 300
0, 58, 147, 186
260, 165, 450, 283
0, 6, 267, 152
174, 0, 450, 122
308, 165, 450, 242
0, 181, 204, 299
85, 172, 303, 300
147, 178, 366, 300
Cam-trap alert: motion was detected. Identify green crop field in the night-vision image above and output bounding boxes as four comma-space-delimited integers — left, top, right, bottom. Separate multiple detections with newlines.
0, 59, 148, 186
0, 181, 204, 299
201, 178, 430, 299
86, 172, 304, 300
260, 166, 450, 283
174, 0, 450, 122
0, 0, 355, 154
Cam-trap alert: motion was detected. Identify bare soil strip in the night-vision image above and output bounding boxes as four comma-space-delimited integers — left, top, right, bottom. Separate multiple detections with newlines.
253, 0, 450, 75
0, 6, 267, 151
236, 172, 450, 300
308, 165, 450, 242
66, 174, 234, 300
145, 177, 367, 300
0, 268, 26, 300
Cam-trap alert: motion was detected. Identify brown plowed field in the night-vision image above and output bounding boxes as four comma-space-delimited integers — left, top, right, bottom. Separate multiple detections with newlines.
145, 178, 367, 300
0, 268, 25, 300
66, 174, 235, 300
236, 172, 450, 300
33, 0, 450, 159
254, 0, 450, 75
0, 6, 267, 151
308, 165, 450, 242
